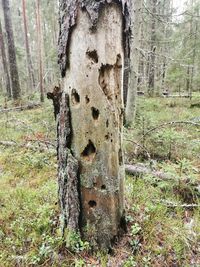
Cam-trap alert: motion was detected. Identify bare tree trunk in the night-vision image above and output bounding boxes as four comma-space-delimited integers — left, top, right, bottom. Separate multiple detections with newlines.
0, 18, 11, 98
125, 0, 142, 126
58, 0, 130, 250
36, 0, 44, 102
2, 0, 21, 100
148, 0, 157, 96
22, 0, 35, 92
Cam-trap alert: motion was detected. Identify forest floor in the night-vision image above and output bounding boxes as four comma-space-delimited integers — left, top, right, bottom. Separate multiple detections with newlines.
0, 95, 199, 267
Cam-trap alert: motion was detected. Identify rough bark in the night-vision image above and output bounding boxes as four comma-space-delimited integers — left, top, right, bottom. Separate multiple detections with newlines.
58, 0, 130, 249
22, 0, 36, 91
0, 19, 11, 98
125, 0, 142, 126
2, 0, 21, 100
57, 93, 80, 233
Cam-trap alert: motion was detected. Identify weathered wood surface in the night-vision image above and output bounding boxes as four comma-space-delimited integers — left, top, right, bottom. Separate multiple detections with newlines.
58, 0, 130, 78
58, 0, 130, 249
125, 164, 171, 180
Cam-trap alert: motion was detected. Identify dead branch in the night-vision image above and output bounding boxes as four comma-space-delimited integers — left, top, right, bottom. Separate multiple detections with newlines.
154, 199, 200, 208
0, 103, 41, 113
125, 164, 170, 180
0, 141, 17, 147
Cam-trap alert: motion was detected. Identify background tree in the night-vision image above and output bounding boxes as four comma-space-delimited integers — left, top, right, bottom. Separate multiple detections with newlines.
36, 0, 44, 102
2, 0, 21, 100
0, 18, 11, 98
125, 0, 142, 126
22, 0, 35, 92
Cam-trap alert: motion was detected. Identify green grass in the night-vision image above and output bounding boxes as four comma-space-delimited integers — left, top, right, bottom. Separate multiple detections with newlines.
0, 96, 199, 266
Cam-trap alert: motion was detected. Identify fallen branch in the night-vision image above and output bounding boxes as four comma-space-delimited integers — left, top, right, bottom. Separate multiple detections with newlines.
154, 199, 200, 208
0, 141, 17, 147
0, 103, 41, 113
125, 164, 170, 180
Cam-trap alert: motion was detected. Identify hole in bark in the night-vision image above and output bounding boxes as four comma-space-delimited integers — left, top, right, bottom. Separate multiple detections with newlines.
88, 200, 97, 208
91, 107, 100, 120
119, 149, 123, 165
116, 54, 122, 68
101, 185, 106, 190
99, 64, 113, 101
85, 95, 90, 104
111, 139, 113, 143
106, 120, 109, 128
71, 89, 80, 104
105, 134, 109, 140
81, 140, 96, 161
86, 49, 98, 63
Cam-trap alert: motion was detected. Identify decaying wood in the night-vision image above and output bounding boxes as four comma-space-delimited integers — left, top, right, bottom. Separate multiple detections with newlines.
125, 164, 200, 190
58, 0, 130, 77
57, 93, 80, 233
58, 0, 130, 249
154, 199, 200, 208
163, 94, 190, 98
0, 103, 41, 113
0, 141, 17, 147
125, 164, 170, 180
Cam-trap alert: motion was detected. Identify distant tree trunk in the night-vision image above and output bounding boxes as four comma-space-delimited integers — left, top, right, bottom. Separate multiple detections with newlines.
148, 0, 157, 96
125, 0, 142, 126
2, 0, 21, 100
36, 0, 44, 102
0, 18, 11, 98
186, 65, 190, 96
22, 0, 35, 92
58, 0, 130, 250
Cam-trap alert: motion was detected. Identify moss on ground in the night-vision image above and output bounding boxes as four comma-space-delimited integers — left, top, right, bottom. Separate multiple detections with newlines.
0, 96, 199, 266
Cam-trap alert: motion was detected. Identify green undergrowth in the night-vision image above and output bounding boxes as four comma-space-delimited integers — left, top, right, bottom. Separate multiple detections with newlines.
0, 96, 199, 266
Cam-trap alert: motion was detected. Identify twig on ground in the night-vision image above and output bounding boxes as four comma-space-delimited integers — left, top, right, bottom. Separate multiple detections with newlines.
154, 199, 200, 208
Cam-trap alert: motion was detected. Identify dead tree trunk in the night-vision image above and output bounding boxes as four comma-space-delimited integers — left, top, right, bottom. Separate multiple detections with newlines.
58, 0, 130, 250
2, 0, 21, 100
22, 0, 36, 92
0, 18, 11, 98
125, 0, 142, 126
